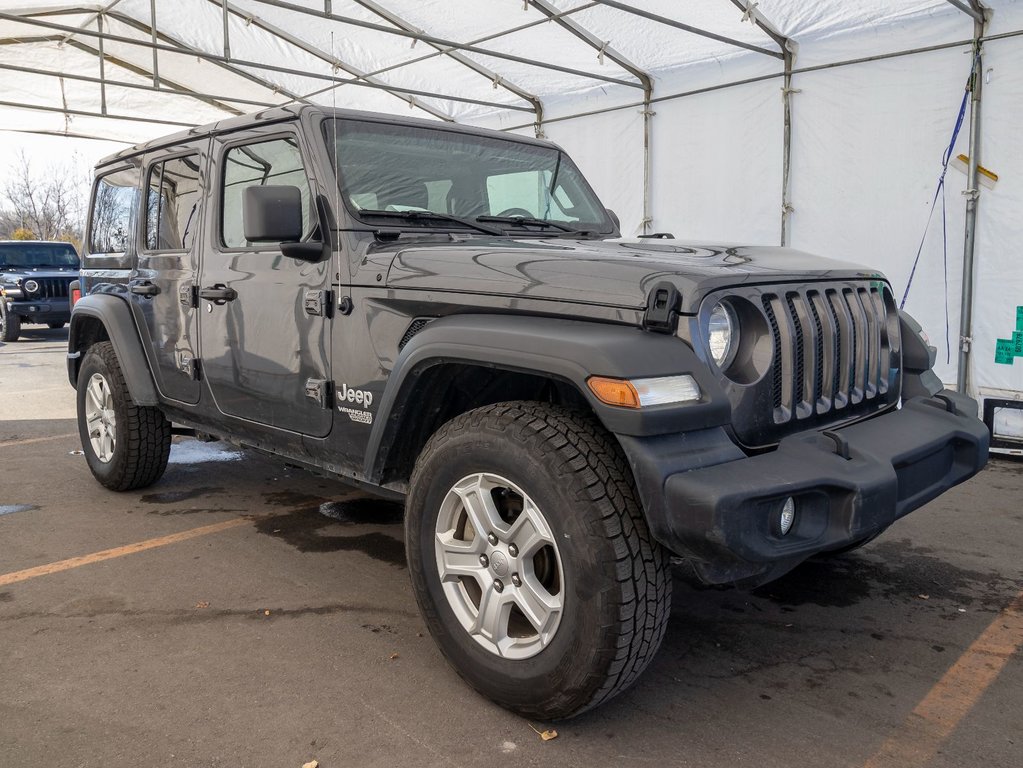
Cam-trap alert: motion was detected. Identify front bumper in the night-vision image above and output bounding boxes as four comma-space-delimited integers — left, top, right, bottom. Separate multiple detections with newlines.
4, 298, 71, 324
620, 390, 989, 586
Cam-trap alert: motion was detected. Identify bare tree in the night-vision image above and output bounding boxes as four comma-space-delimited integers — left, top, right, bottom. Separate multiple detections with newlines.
1, 151, 89, 246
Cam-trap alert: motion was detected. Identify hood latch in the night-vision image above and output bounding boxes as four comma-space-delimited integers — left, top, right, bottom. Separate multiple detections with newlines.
643, 281, 682, 334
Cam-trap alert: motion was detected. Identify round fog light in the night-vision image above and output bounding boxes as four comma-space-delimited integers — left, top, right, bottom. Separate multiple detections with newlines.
778, 497, 796, 536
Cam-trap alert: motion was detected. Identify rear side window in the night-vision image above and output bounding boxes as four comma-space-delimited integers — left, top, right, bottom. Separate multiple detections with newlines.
89, 167, 139, 255
221, 137, 314, 249
145, 154, 201, 251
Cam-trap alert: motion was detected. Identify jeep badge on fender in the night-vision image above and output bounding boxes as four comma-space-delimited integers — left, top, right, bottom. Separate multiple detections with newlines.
68, 105, 989, 720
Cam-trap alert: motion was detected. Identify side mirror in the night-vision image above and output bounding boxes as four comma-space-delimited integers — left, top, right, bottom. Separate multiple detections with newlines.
243, 186, 303, 243
605, 208, 621, 230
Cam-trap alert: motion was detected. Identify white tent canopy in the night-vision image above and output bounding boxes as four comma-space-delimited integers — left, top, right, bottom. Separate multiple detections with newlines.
1, 0, 1022, 440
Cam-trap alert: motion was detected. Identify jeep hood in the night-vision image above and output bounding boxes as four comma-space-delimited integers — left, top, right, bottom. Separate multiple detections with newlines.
1, 266, 78, 279
384, 238, 884, 313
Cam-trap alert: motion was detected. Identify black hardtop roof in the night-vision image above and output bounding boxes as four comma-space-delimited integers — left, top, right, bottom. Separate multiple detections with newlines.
97, 105, 557, 168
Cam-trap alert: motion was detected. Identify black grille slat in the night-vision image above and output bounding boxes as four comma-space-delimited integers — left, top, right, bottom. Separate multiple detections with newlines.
784, 294, 807, 416
842, 289, 865, 403
869, 288, 891, 394
807, 292, 826, 411
762, 296, 784, 412
856, 288, 879, 398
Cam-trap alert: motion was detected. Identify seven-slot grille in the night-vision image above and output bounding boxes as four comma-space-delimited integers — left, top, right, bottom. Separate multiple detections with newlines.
708, 281, 901, 448
760, 284, 896, 426
24, 277, 73, 300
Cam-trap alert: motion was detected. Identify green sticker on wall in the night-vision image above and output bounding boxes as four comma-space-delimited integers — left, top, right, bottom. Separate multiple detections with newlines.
995, 338, 1015, 365
1017, 306, 1023, 331
1014, 330, 1023, 357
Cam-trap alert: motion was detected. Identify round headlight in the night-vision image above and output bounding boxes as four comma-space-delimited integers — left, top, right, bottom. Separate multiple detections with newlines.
707, 301, 739, 368
23, 279, 39, 294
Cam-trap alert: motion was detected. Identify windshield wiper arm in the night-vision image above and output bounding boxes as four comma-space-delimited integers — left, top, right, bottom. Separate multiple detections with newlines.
477, 215, 574, 232
476, 215, 594, 237
358, 209, 504, 236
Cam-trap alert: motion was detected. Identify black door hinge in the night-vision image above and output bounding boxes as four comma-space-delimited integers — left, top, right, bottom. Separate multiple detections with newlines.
179, 284, 198, 308
643, 281, 682, 334
304, 289, 333, 318
304, 378, 333, 409
177, 352, 200, 380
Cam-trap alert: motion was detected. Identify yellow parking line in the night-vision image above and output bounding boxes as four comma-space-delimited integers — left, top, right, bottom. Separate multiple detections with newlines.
0, 432, 77, 448
863, 591, 1023, 768
0, 517, 250, 587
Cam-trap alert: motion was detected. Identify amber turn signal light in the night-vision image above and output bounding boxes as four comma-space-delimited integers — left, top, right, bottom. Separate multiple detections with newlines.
587, 377, 642, 409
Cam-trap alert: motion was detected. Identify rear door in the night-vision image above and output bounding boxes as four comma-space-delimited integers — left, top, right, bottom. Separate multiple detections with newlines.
130, 143, 206, 404
198, 126, 332, 437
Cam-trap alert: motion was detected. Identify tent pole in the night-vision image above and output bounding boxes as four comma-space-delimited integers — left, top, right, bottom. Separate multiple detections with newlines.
956, 13, 986, 394
641, 83, 653, 236
149, 0, 159, 87
221, 0, 230, 59
780, 49, 793, 246
97, 12, 107, 116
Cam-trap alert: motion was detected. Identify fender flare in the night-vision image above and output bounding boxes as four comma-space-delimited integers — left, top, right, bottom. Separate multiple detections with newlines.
363, 314, 731, 481
67, 294, 159, 406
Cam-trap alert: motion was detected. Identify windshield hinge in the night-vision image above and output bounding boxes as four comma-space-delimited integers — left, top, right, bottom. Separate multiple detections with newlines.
643, 282, 682, 334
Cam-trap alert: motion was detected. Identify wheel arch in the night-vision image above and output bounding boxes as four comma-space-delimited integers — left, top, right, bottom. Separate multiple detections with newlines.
364, 314, 731, 485
68, 294, 159, 406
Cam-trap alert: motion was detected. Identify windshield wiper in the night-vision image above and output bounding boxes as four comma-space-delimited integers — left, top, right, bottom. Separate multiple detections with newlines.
476, 215, 594, 237
358, 209, 504, 236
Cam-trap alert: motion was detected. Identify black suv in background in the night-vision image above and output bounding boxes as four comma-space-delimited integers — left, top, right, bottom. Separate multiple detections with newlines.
68, 106, 989, 719
1, 240, 80, 341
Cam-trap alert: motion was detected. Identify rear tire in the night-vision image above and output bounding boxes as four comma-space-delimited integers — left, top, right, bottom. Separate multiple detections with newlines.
406, 402, 671, 720
0, 304, 21, 342
47, 321, 65, 329
76, 341, 172, 491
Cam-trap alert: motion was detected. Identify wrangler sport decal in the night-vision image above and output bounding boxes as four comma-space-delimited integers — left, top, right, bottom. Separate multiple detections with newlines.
337, 384, 374, 424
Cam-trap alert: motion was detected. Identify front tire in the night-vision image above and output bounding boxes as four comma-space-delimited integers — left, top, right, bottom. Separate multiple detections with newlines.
76, 341, 172, 491
0, 304, 21, 342
406, 402, 671, 719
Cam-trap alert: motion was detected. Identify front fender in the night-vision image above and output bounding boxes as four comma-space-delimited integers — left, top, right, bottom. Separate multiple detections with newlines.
364, 314, 730, 481
68, 294, 159, 406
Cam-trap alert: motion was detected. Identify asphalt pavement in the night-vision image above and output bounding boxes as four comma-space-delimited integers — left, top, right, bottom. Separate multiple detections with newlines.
1, 329, 1020, 768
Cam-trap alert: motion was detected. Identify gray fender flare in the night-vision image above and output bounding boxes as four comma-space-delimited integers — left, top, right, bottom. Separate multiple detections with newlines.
68, 294, 159, 406
363, 314, 730, 481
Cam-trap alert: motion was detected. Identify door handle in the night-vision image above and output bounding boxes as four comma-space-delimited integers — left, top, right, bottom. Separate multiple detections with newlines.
130, 281, 160, 297
198, 284, 238, 305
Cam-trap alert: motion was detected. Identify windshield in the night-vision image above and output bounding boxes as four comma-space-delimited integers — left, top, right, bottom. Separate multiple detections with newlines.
0, 242, 80, 269
326, 119, 613, 234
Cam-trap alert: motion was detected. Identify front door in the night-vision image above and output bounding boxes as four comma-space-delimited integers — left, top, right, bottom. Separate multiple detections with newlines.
130, 145, 205, 404
198, 128, 332, 437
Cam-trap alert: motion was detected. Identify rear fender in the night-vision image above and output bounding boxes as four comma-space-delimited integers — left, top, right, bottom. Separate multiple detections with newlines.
67, 294, 159, 406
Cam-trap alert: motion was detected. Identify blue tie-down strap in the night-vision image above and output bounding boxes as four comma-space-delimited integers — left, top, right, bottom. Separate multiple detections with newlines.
900, 56, 976, 365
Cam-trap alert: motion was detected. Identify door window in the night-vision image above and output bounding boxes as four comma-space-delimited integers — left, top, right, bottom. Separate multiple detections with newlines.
145, 154, 201, 251
220, 137, 314, 249
89, 168, 139, 255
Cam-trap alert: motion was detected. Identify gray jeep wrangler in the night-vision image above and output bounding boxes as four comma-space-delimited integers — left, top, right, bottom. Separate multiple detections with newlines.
69, 106, 989, 719
1, 240, 79, 341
